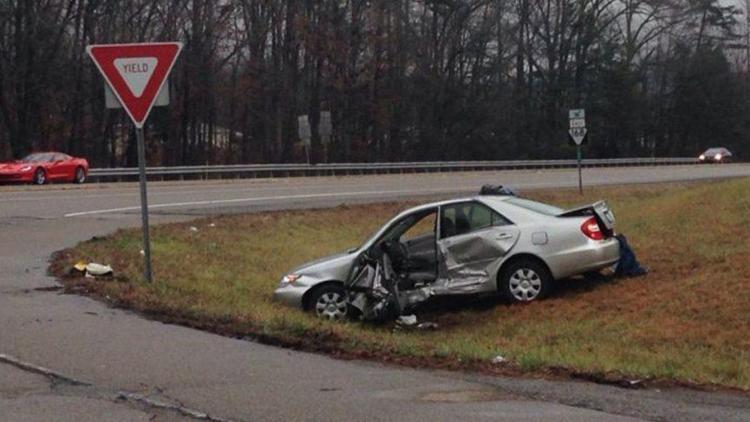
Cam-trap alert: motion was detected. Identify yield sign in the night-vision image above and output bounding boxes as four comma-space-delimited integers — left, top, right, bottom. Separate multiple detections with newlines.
87, 42, 183, 128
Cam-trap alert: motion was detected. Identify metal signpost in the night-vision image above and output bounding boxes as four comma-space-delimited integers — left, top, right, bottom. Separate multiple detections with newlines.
568, 109, 587, 194
87, 42, 183, 283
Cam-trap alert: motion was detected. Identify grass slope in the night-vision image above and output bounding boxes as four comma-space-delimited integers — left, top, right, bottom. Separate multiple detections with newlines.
53, 178, 750, 390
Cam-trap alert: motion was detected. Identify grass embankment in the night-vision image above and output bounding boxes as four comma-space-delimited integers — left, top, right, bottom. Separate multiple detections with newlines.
52, 178, 750, 390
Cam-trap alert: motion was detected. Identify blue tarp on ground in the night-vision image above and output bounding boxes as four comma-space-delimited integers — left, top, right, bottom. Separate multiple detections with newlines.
614, 234, 648, 277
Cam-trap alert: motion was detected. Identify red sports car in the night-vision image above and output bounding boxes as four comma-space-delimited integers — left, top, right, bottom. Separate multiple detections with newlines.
0, 152, 89, 185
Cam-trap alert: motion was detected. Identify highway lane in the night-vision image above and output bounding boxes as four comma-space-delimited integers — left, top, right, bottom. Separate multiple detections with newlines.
2, 165, 750, 421
3, 164, 750, 219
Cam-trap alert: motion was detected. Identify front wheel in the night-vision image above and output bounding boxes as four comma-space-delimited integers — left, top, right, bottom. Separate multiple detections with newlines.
32, 168, 46, 185
499, 259, 552, 303
74, 167, 86, 184
308, 284, 349, 320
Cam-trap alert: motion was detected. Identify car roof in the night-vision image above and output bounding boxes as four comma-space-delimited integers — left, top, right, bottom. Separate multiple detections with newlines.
395, 195, 532, 220
704, 147, 731, 154
397, 196, 511, 213
395, 194, 562, 224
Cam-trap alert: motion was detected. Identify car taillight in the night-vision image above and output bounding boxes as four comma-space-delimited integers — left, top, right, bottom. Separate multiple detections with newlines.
581, 217, 604, 240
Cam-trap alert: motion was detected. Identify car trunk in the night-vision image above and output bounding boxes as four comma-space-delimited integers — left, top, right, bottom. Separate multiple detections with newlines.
557, 200, 615, 237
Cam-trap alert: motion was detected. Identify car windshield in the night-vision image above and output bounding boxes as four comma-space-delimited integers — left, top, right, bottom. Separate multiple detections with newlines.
703, 148, 728, 156
505, 197, 563, 216
22, 153, 55, 163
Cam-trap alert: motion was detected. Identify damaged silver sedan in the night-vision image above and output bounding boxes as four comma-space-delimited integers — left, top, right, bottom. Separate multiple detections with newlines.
273, 188, 620, 320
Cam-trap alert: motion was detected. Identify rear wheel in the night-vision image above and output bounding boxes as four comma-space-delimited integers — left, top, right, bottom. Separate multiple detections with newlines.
499, 258, 552, 303
74, 167, 86, 184
308, 284, 348, 320
32, 168, 46, 185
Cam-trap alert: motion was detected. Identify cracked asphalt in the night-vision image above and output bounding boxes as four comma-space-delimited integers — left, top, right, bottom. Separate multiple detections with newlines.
2, 166, 750, 421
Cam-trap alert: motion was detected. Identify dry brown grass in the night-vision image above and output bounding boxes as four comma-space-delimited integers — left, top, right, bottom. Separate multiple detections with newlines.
52, 178, 750, 390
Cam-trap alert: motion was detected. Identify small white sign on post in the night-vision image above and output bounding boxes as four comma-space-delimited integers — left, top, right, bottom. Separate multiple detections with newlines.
568, 108, 587, 194
569, 118, 586, 129
298, 114, 312, 164
568, 109, 587, 145
568, 127, 588, 145
298, 115, 311, 144
319, 111, 332, 141
569, 109, 585, 120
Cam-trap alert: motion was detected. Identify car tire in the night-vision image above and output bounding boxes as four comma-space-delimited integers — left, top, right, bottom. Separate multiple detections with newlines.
32, 168, 46, 185
74, 167, 86, 184
499, 258, 552, 303
307, 284, 349, 320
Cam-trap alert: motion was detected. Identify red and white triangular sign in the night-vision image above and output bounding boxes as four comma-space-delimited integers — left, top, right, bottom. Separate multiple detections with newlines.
87, 42, 183, 128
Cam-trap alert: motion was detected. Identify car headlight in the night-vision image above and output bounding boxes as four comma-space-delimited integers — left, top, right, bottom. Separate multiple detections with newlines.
715, 154, 722, 160
279, 274, 301, 287
698, 155, 705, 160
20, 165, 32, 172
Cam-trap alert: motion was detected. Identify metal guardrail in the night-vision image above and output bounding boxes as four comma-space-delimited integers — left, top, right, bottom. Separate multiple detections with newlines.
88, 157, 699, 182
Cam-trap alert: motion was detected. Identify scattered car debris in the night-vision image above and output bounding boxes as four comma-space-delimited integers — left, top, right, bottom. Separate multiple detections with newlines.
208, 223, 217, 228
86, 263, 113, 276
189, 226, 199, 232
625, 379, 643, 388
72, 261, 114, 278
396, 315, 418, 326
491, 355, 507, 364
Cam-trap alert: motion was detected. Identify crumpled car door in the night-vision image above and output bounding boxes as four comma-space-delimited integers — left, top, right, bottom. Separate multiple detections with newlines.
435, 226, 520, 294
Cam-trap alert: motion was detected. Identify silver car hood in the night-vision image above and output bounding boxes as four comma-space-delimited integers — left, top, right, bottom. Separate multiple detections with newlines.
289, 250, 359, 281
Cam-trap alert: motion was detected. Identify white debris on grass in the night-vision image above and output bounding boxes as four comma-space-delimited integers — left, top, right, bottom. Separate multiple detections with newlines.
85, 263, 113, 276
491, 355, 507, 364
396, 315, 418, 326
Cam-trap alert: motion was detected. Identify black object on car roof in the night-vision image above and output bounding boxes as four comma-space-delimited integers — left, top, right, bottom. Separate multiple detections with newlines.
479, 185, 517, 196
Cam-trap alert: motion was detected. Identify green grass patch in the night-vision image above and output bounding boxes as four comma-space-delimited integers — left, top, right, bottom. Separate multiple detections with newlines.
53, 178, 750, 390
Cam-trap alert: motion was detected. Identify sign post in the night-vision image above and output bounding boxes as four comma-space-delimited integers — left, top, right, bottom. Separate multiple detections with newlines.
87, 42, 183, 283
568, 109, 587, 195
134, 127, 153, 282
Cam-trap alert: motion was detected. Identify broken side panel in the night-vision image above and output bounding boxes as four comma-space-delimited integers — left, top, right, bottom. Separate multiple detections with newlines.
346, 252, 435, 321
346, 254, 404, 321
434, 226, 519, 294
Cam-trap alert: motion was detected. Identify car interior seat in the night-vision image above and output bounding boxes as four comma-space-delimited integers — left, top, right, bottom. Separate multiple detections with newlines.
454, 208, 471, 236
441, 216, 455, 238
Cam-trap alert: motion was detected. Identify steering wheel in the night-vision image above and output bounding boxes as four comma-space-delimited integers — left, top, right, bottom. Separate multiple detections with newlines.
382, 240, 409, 272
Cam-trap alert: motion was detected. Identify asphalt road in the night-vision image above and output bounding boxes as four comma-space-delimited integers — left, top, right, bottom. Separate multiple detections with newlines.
2, 165, 750, 421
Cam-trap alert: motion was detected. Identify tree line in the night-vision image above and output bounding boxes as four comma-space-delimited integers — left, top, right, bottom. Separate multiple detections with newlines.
0, 0, 748, 167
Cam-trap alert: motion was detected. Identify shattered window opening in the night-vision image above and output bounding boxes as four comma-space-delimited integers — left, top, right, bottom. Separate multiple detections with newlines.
402, 211, 437, 241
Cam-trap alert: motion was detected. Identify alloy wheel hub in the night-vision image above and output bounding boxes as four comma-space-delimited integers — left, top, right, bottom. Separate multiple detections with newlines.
316, 292, 347, 319
510, 268, 541, 301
